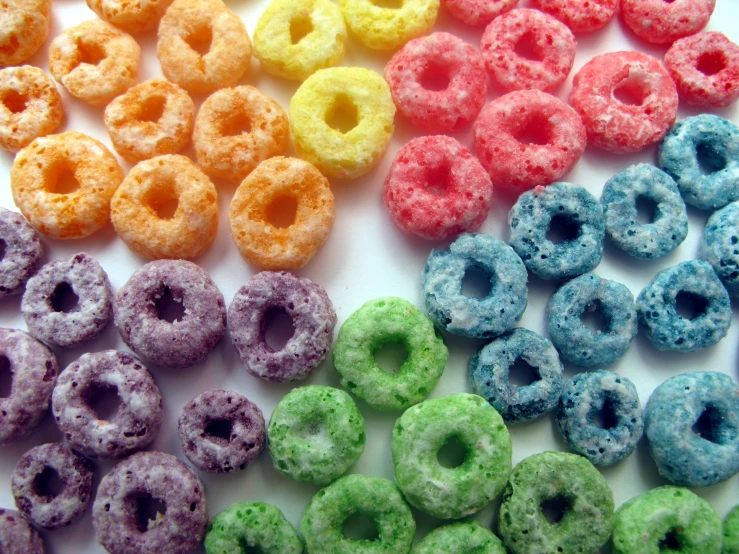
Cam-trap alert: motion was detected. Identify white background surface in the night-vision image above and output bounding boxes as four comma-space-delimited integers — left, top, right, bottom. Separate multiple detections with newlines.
1, 0, 739, 552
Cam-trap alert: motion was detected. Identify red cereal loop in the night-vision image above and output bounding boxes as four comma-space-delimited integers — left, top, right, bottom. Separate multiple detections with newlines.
621, 0, 715, 45
664, 32, 739, 109
383, 136, 493, 240
441, 0, 518, 27
480, 8, 576, 93
569, 51, 678, 154
472, 89, 586, 193
384, 33, 486, 133
531, 0, 618, 33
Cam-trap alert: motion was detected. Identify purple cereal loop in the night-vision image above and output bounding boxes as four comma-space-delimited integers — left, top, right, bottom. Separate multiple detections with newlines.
0, 208, 43, 297
0, 508, 45, 554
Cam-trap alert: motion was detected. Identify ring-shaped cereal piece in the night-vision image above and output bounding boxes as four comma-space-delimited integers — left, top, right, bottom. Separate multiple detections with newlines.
228, 271, 337, 382
0, 508, 46, 554
700, 202, 739, 298
111, 155, 218, 260
0, 66, 63, 153
392, 393, 513, 519
498, 451, 615, 554
157, 0, 252, 95
621, 0, 715, 45
481, 9, 576, 93
665, 32, 739, 108
0, 208, 42, 298
0, 2, 50, 68
473, 90, 586, 192
52, 350, 163, 460
385, 33, 486, 133
509, 182, 605, 280
86, 0, 175, 34
253, 0, 347, 81
570, 51, 678, 154
338, 0, 438, 51
645, 371, 739, 487
411, 521, 506, 554
268, 386, 365, 486
531, 0, 618, 33
383, 136, 493, 240
10, 131, 124, 240
422, 233, 529, 338
332, 297, 449, 411
613, 487, 722, 554
556, 370, 644, 467
92, 451, 208, 554
601, 164, 688, 259
658, 114, 739, 211
441, 0, 518, 27
205, 502, 303, 554
104, 80, 194, 163
725, 505, 739, 554
290, 67, 395, 179
636, 260, 731, 352
300, 474, 415, 554
22, 253, 114, 348
547, 274, 637, 367
11, 443, 93, 530
49, 19, 140, 107
229, 157, 335, 270
193, 86, 289, 184
470, 328, 563, 422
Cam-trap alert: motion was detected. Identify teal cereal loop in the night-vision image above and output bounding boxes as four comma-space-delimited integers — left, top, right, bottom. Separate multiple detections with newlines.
392, 393, 512, 519
300, 473, 415, 554
267, 385, 365, 486
411, 521, 506, 554
332, 297, 448, 411
204, 502, 302, 554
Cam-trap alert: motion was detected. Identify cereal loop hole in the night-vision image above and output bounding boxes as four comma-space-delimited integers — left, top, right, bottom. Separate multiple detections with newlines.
373, 341, 408, 374
50, 167, 80, 195
675, 291, 709, 320
590, 395, 618, 429
508, 358, 540, 387
145, 183, 179, 220
266, 196, 298, 229
696, 50, 727, 77
342, 514, 380, 541
136, 95, 166, 123
514, 32, 543, 62
461, 266, 492, 299
326, 94, 359, 134
691, 404, 729, 444
134, 494, 167, 533
540, 495, 570, 524
580, 301, 610, 334
370, 0, 403, 8
0, 355, 12, 398
263, 306, 295, 351
613, 75, 649, 106
423, 164, 450, 196
437, 435, 467, 468
419, 63, 451, 92
635, 195, 658, 224
2, 90, 28, 114
290, 14, 314, 44
546, 214, 580, 244
696, 143, 727, 175
220, 111, 252, 137
85, 382, 122, 422
50, 281, 79, 313
75, 38, 107, 69
204, 419, 232, 444
185, 24, 213, 58
515, 114, 552, 146
0, 238, 6, 262
658, 529, 681, 550
32, 466, 65, 499
154, 286, 186, 323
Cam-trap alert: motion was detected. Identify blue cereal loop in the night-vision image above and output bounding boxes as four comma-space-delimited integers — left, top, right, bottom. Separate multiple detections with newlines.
700, 201, 739, 298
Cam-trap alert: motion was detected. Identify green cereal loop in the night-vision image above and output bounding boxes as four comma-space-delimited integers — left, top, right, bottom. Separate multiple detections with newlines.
724, 505, 739, 554
332, 297, 448, 411
411, 521, 506, 553
498, 451, 614, 554
612, 486, 722, 554
392, 393, 512, 519
268, 385, 365, 486
300, 473, 416, 554
204, 502, 302, 554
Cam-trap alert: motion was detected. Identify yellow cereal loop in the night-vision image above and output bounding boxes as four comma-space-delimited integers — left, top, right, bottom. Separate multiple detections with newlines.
86, 0, 175, 34
229, 157, 335, 270
10, 131, 124, 239
111, 155, 218, 260
289, 67, 395, 179
253, 0, 347, 81
338, 0, 439, 51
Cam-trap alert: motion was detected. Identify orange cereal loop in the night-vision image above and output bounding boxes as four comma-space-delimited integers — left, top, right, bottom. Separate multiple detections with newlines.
111, 155, 218, 260
193, 86, 288, 184
10, 131, 124, 239
0, 66, 63, 153
229, 157, 335, 270
49, 19, 140, 108
104, 79, 194, 163
157, 0, 252, 95
86, 0, 175, 34
0, 3, 50, 68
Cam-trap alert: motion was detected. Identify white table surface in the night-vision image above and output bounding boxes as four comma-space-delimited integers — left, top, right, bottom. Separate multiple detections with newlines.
1, 0, 739, 552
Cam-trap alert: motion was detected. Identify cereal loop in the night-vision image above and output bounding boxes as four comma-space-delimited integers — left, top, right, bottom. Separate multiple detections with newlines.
111, 155, 218, 260
338, 0, 439, 51
531, 0, 618, 34
10, 132, 124, 239
442, 0, 518, 27
157, 0, 252, 95
253, 0, 347, 81
86, 0, 175, 34
229, 157, 335, 270
0, 1, 50, 68
664, 32, 739, 109
481, 8, 576, 93
104, 79, 194, 163
193, 86, 289, 184
290, 67, 395, 179
49, 19, 140, 107
570, 51, 678, 154
0, 66, 63, 153
622, 0, 715, 45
